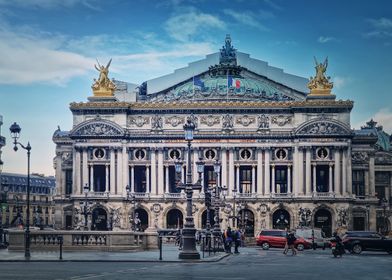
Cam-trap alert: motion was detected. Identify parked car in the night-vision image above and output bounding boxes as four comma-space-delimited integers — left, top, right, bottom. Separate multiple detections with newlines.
256, 229, 312, 251
295, 228, 329, 249
342, 231, 392, 254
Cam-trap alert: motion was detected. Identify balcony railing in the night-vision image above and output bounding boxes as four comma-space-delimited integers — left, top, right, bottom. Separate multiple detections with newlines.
271, 193, 293, 199
312, 192, 335, 199
164, 193, 184, 199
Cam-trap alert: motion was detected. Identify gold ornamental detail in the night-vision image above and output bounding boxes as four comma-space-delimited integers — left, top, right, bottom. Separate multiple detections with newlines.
307, 57, 333, 96
91, 59, 116, 97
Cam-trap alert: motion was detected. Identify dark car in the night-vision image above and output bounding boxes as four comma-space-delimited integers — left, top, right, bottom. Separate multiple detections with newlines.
342, 231, 392, 254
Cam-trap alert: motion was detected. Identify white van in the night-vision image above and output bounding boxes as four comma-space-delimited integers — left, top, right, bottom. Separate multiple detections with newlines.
295, 228, 328, 249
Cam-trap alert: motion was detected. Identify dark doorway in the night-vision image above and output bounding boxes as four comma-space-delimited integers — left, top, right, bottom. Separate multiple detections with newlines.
353, 217, 365, 231
314, 209, 332, 237
92, 208, 108, 231
201, 209, 216, 229
238, 209, 255, 236
65, 215, 72, 230
166, 209, 183, 229
134, 208, 149, 231
273, 209, 290, 230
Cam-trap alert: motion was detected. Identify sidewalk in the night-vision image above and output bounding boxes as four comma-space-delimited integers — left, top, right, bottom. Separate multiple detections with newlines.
0, 245, 229, 263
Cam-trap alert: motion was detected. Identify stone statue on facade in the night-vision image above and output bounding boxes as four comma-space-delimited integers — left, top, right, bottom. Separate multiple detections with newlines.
337, 208, 348, 227
151, 115, 163, 131
111, 208, 121, 230
307, 57, 333, 95
220, 34, 237, 65
298, 207, 312, 227
222, 114, 234, 131
258, 114, 270, 129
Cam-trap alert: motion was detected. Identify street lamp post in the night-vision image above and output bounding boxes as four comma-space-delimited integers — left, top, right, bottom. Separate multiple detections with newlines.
81, 184, 90, 230
9, 122, 31, 259
212, 159, 227, 236
176, 117, 202, 260
381, 198, 389, 235
126, 185, 137, 231
230, 186, 238, 228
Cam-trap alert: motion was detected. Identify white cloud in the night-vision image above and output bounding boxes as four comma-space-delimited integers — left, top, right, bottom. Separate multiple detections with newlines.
0, 0, 99, 10
367, 17, 392, 29
318, 36, 338, 43
372, 108, 392, 133
223, 9, 269, 31
164, 10, 226, 42
333, 76, 350, 89
364, 17, 392, 40
263, 0, 282, 10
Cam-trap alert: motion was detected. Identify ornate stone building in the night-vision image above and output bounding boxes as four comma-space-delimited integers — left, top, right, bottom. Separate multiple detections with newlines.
53, 35, 391, 236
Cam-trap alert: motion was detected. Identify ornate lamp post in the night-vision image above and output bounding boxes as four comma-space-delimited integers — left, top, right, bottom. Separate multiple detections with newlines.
81, 184, 90, 230
381, 198, 389, 235
212, 159, 227, 236
229, 186, 238, 228
9, 122, 31, 259
176, 117, 202, 259
126, 185, 137, 231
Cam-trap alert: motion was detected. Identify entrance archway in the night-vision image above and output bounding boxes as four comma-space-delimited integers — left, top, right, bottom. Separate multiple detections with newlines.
134, 208, 149, 232
238, 209, 255, 236
166, 209, 183, 229
92, 207, 108, 231
314, 209, 332, 237
272, 209, 290, 230
201, 209, 215, 229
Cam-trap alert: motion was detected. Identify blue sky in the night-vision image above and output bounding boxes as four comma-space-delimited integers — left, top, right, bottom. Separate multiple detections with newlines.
0, 0, 391, 175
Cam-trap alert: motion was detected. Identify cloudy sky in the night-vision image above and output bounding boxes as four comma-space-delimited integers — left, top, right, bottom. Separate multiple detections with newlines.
0, 0, 391, 176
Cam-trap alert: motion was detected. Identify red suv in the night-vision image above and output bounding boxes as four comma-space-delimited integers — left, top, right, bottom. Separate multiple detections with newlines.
256, 229, 311, 251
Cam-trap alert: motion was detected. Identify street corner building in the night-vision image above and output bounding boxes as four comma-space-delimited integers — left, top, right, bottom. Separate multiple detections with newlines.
52, 35, 392, 238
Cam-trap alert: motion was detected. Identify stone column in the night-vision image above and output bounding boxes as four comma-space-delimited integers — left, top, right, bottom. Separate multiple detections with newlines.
257, 148, 263, 196
130, 165, 135, 193
146, 165, 150, 193
55, 153, 63, 196
150, 149, 157, 194
305, 147, 312, 195
165, 165, 169, 193
221, 148, 228, 189
229, 148, 235, 196
105, 164, 109, 193
251, 165, 256, 194
347, 147, 353, 195
271, 164, 275, 194
365, 170, 370, 196
74, 148, 81, 194
122, 145, 129, 196
312, 163, 317, 193
110, 148, 116, 194
342, 149, 347, 195
369, 153, 375, 196
193, 148, 198, 184
329, 163, 333, 194
89, 164, 94, 192
287, 164, 292, 194
236, 164, 240, 192
116, 148, 123, 195
264, 149, 270, 195
82, 148, 88, 190
72, 148, 77, 194
298, 147, 304, 195
157, 149, 164, 195
334, 149, 341, 196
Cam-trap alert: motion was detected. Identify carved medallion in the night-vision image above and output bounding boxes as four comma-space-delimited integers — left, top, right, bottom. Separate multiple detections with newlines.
129, 116, 149, 127
352, 152, 369, 163
200, 115, 220, 126
165, 116, 185, 127
236, 115, 255, 127
271, 115, 292, 126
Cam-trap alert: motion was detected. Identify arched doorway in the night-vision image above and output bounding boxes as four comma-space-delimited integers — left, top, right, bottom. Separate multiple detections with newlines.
166, 209, 183, 229
201, 209, 215, 229
314, 209, 332, 237
238, 209, 255, 236
272, 209, 290, 230
134, 208, 149, 232
92, 207, 108, 231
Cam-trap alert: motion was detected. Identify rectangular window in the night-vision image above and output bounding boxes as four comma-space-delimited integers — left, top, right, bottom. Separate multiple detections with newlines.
275, 166, 288, 193
316, 165, 329, 192
352, 170, 365, 197
65, 170, 73, 195
93, 165, 106, 192
240, 166, 252, 193
204, 166, 216, 192
134, 166, 147, 193
168, 166, 181, 193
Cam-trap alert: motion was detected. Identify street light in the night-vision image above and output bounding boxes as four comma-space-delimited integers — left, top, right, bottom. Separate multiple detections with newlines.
230, 186, 238, 228
381, 198, 389, 235
176, 117, 202, 260
9, 122, 31, 259
212, 159, 227, 236
81, 184, 90, 230
126, 185, 137, 231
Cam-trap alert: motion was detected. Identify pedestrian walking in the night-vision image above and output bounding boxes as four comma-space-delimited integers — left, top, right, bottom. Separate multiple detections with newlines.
234, 228, 241, 254
285, 230, 297, 256
223, 227, 233, 253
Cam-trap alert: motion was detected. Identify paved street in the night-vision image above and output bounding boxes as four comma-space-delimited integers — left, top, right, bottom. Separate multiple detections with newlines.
0, 247, 391, 280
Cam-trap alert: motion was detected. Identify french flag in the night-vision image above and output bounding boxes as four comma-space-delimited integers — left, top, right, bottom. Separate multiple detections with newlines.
228, 75, 241, 88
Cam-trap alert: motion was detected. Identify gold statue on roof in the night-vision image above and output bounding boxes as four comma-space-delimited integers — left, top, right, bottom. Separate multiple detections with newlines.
308, 57, 333, 95
92, 58, 116, 97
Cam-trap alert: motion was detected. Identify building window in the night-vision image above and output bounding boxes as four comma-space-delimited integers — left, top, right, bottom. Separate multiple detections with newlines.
203, 166, 216, 191
134, 166, 147, 192
352, 170, 365, 197
93, 165, 106, 192
204, 149, 216, 160
94, 148, 105, 159
134, 149, 146, 160
316, 148, 329, 160
168, 166, 180, 193
275, 149, 287, 160
240, 149, 252, 160
240, 166, 252, 193
275, 166, 288, 193
169, 149, 181, 160
316, 165, 329, 192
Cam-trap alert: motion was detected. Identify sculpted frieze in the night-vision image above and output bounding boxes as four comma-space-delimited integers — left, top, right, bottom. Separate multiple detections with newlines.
200, 115, 220, 126
72, 122, 123, 137
236, 115, 255, 127
165, 116, 185, 127
222, 114, 234, 130
128, 116, 149, 127
151, 115, 163, 130
271, 115, 292, 126
257, 114, 270, 129
352, 152, 369, 164
296, 119, 351, 136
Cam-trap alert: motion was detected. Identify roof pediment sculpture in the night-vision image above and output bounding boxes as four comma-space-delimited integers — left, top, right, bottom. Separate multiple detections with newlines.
92, 59, 116, 97
70, 117, 124, 138
295, 118, 352, 137
307, 57, 333, 96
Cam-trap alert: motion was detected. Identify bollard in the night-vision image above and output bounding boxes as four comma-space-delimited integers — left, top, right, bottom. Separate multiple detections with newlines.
159, 235, 162, 261
202, 236, 205, 258
58, 236, 63, 260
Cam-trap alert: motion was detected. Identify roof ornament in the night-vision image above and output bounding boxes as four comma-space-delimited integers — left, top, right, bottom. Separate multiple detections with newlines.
307, 57, 334, 99
219, 34, 237, 65
92, 58, 116, 97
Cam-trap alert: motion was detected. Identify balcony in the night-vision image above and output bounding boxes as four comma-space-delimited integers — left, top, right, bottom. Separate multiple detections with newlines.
312, 192, 335, 200
164, 193, 184, 200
